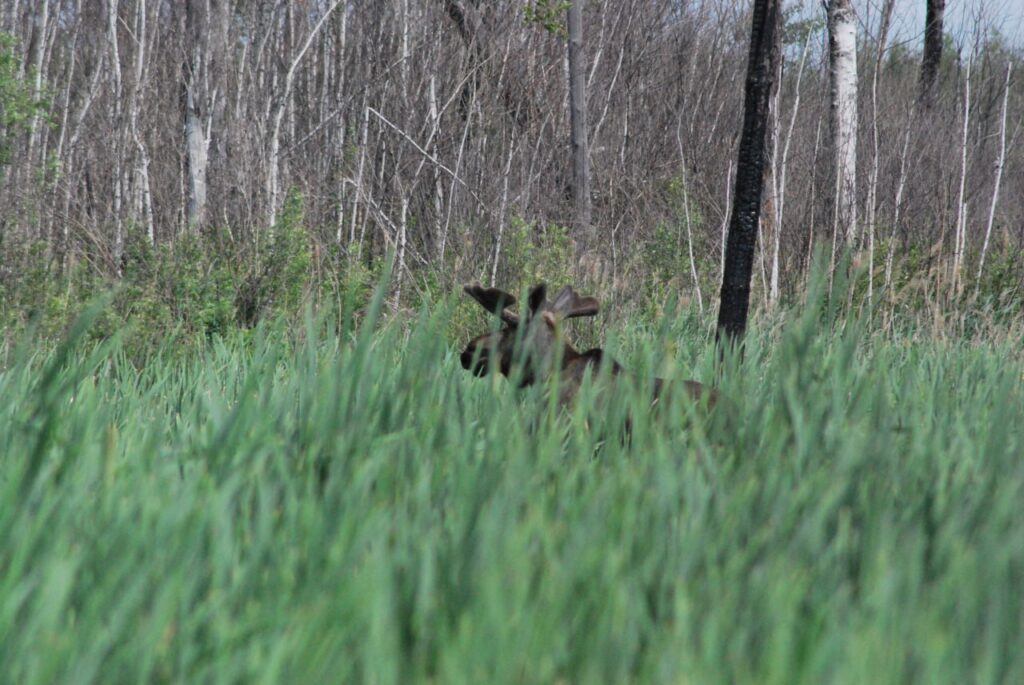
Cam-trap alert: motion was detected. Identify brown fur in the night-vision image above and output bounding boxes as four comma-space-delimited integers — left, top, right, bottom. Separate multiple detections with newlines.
460, 283, 718, 411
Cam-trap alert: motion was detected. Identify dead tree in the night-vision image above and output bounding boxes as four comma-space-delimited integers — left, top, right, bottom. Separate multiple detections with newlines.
919, 0, 946, 108
716, 0, 782, 342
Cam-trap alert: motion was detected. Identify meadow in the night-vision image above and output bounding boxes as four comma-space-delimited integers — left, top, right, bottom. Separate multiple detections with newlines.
1, 283, 1023, 684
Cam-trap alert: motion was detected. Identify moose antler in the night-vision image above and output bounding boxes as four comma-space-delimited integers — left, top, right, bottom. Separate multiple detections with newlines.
463, 282, 519, 325
464, 282, 598, 326
547, 285, 599, 320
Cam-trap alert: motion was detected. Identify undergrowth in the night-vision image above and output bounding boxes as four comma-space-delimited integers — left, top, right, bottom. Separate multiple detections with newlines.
1, 274, 1022, 683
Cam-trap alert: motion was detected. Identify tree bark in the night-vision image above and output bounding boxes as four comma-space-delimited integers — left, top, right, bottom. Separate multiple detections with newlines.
130, 0, 154, 244
883, 113, 914, 299
716, 0, 781, 342
919, 0, 945, 108
977, 63, 1012, 293
827, 0, 858, 249
676, 119, 703, 312
25, 0, 49, 174
866, 0, 895, 303
951, 53, 971, 295
772, 33, 811, 306
183, 0, 209, 233
107, 0, 125, 274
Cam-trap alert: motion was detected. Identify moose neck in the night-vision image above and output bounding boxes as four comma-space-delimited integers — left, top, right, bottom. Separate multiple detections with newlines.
518, 340, 582, 387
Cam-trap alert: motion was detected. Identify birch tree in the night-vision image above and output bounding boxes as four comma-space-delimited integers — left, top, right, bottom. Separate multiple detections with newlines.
770, 32, 811, 306
977, 63, 1012, 293
865, 0, 895, 302
183, 0, 210, 233
107, 0, 125, 272
129, 0, 154, 244
24, 0, 48, 172
826, 0, 858, 250
951, 51, 972, 295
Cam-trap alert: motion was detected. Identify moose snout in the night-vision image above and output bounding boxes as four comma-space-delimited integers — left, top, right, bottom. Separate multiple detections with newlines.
460, 345, 488, 376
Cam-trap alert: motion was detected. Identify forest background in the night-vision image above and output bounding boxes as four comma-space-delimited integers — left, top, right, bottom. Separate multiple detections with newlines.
0, 0, 1023, 348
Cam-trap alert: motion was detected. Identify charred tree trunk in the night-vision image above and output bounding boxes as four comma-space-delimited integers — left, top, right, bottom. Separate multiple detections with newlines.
919, 0, 945, 108
716, 0, 781, 342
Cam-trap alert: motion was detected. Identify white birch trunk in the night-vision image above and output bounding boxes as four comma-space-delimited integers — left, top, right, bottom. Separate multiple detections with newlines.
401, 0, 410, 100
184, 84, 209, 232
441, 98, 473, 265
349, 101, 369, 252
394, 194, 408, 311
129, 0, 154, 244
828, 0, 858, 248
806, 116, 823, 273
977, 63, 1012, 292
334, 6, 349, 245
758, 214, 768, 302
429, 76, 444, 259
720, 159, 732, 287
26, 0, 49, 170
51, 0, 82, 256
773, 33, 811, 305
107, 0, 125, 273
952, 53, 972, 295
183, 84, 206, 229
676, 123, 703, 312
490, 138, 516, 288
866, 0, 895, 303
184, 0, 209, 233
767, 55, 782, 307
884, 118, 913, 296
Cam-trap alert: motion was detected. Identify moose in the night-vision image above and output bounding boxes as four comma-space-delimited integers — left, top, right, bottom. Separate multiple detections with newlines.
460, 282, 718, 411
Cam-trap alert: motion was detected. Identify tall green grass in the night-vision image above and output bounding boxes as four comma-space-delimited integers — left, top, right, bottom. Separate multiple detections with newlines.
2, 284, 1022, 684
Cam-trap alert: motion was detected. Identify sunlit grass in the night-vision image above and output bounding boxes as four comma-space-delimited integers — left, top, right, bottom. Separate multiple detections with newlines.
1, 283, 1022, 683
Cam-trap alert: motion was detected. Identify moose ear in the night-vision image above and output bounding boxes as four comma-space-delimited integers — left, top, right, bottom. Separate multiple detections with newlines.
549, 285, 599, 320
527, 284, 547, 313
464, 282, 517, 315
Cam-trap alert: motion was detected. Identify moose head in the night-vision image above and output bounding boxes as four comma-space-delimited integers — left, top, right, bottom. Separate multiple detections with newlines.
460, 282, 718, 410
459, 282, 598, 387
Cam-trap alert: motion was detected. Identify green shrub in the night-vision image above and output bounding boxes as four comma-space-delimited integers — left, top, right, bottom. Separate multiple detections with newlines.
237, 188, 312, 327
503, 215, 573, 289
